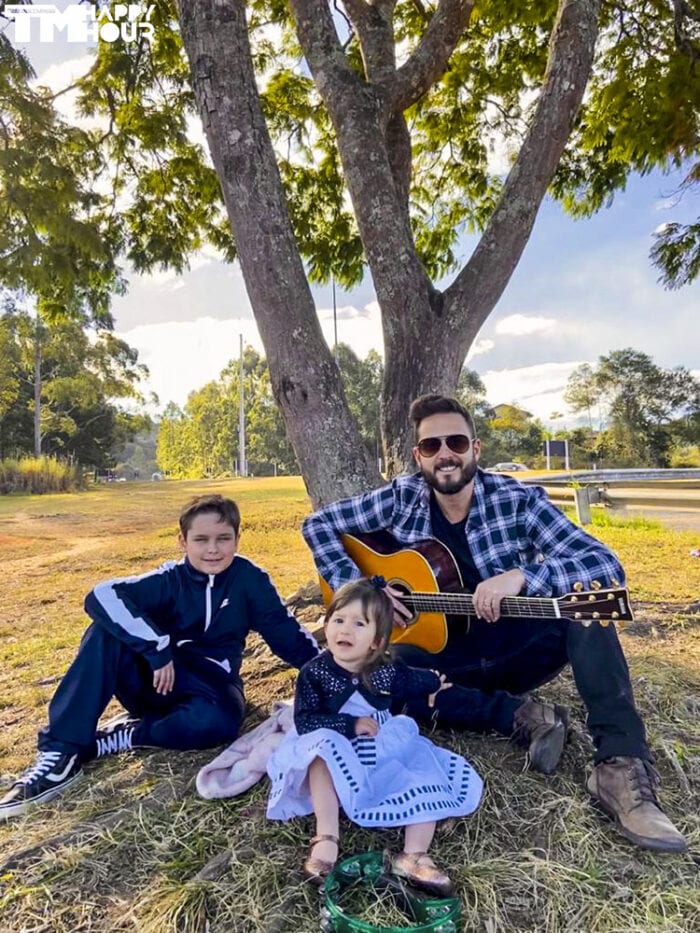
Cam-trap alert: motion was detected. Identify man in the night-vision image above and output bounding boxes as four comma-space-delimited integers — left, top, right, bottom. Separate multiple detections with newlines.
1, 494, 318, 820
302, 394, 686, 853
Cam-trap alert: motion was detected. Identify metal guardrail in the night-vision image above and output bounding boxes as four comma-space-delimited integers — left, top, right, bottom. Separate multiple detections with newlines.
522, 468, 700, 486
518, 469, 700, 523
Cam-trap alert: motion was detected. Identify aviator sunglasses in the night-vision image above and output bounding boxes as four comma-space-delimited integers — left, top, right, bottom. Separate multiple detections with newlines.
416, 434, 474, 457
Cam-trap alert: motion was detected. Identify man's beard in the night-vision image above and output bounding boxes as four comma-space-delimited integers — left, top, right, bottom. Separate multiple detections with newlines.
421, 457, 478, 495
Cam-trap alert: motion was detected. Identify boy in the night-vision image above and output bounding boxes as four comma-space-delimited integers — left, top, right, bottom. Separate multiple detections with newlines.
0, 494, 318, 819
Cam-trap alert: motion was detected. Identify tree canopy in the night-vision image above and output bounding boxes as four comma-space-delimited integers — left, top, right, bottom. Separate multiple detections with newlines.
2, 1, 699, 501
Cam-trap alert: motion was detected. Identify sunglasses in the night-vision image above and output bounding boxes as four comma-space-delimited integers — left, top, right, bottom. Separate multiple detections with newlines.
416, 434, 473, 457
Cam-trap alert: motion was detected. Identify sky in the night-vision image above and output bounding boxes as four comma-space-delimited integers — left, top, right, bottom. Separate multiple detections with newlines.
5, 5, 699, 430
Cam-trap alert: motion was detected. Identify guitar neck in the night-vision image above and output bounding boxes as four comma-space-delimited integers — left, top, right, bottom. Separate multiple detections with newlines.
401, 592, 561, 618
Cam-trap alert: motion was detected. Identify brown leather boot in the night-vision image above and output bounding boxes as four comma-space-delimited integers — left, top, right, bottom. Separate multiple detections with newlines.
512, 698, 569, 774
587, 757, 687, 853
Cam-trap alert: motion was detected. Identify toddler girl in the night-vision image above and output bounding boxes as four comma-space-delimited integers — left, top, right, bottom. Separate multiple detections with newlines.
266, 578, 483, 894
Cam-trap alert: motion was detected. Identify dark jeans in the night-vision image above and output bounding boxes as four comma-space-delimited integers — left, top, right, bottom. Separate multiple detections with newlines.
394, 616, 650, 763
38, 623, 245, 758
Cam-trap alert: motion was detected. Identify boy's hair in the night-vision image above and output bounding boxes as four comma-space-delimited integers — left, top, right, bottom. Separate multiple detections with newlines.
409, 394, 476, 441
325, 579, 394, 685
179, 495, 241, 537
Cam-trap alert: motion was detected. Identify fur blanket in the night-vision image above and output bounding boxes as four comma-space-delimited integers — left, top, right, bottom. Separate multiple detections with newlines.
196, 701, 294, 799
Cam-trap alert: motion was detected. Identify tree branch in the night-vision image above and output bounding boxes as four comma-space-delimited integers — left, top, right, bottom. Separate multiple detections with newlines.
286, 0, 363, 102
389, 0, 474, 112
443, 0, 601, 343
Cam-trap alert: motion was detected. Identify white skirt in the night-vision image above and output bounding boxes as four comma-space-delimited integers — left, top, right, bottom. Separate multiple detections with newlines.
266, 692, 483, 827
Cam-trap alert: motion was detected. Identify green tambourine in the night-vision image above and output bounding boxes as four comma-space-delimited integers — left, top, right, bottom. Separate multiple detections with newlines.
320, 852, 461, 933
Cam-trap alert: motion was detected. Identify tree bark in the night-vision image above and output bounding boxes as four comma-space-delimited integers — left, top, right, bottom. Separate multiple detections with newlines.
177, 0, 381, 506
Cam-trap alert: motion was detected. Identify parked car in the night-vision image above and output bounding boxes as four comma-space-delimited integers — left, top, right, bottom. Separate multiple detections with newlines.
486, 462, 529, 473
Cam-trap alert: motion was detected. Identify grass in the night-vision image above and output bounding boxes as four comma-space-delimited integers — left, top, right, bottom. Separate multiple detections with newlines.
0, 477, 698, 932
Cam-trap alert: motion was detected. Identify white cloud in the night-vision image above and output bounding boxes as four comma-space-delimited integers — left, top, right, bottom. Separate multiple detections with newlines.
480, 360, 590, 424
495, 313, 557, 337
119, 303, 386, 410
317, 300, 384, 359
118, 317, 265, 409
465, 338, 495, 360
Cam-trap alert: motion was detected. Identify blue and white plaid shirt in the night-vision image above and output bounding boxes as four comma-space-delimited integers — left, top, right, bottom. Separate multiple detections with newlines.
302, 470, 625, 597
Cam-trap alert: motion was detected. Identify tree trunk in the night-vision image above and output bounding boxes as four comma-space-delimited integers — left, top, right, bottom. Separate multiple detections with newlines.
177, 0, 381, 506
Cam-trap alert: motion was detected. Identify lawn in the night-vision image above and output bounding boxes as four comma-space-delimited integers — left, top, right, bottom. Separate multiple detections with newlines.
0, 478, 698, 932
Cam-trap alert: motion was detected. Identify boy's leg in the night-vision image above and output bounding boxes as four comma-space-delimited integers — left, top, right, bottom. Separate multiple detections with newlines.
113, 662, 245, 752
38, 622, 153, 757
1, 623, 148, 819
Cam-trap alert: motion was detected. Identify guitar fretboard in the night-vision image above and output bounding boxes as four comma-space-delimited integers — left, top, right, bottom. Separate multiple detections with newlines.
400, 592, 560, 618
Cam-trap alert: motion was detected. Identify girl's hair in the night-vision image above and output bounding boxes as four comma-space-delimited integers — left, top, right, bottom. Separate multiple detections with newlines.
324, 578, 394, 685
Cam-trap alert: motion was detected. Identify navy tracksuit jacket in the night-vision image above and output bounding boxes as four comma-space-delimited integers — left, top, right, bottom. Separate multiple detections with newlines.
39, 555, 319, 755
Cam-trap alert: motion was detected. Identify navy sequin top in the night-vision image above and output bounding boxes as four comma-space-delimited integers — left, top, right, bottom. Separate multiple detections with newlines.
294, 650, 441, 738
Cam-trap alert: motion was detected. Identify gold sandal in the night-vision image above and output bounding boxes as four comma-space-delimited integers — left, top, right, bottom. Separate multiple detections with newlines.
391, 851, 453, 896
303, 834, 339, 885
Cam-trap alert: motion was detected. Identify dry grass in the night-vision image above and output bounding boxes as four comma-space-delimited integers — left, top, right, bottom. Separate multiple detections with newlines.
0, 478, 698, 932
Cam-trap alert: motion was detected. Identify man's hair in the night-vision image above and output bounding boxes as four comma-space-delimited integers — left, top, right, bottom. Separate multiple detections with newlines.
179, 495, 241, 537
409, 394, 476, 441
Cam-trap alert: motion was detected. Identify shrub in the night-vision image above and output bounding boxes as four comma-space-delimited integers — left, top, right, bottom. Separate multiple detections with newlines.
0, 456, 85, 494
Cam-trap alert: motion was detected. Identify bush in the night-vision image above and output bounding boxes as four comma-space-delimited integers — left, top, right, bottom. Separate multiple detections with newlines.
670, 445, 700, 468
0, 456, 85, 494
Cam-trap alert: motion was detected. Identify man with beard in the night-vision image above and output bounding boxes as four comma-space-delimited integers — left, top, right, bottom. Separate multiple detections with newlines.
302, 394, 686, 853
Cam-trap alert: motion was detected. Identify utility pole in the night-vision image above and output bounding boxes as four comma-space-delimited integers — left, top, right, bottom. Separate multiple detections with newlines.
332, 273, 338, 362
238, 334, 247, 477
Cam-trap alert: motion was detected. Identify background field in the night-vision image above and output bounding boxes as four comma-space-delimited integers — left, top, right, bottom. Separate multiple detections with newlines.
0, 478, 698, 932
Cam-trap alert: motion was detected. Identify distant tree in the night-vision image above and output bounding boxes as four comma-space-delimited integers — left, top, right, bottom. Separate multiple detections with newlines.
485, 404, 545, 466
563, 363, 599, 429
564, 349, 700, 466
0, 310, 149, 467
455, 368, 493, 446
335, 345, 383, 463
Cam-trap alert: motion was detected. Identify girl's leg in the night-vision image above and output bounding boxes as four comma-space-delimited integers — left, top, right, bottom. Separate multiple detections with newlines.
307, 757, 340, 865
403, 820, 436, 854
393, 821, 452, 896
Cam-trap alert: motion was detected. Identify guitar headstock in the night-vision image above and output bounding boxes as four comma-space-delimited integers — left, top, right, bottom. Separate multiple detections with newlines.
557, 581, 634, 626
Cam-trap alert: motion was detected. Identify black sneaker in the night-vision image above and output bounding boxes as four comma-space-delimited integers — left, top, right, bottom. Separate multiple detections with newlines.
94, 717, 140, 758
0, 750, 82, 820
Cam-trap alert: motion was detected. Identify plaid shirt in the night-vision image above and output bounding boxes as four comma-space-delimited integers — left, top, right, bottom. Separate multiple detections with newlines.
302, 470, 625, 597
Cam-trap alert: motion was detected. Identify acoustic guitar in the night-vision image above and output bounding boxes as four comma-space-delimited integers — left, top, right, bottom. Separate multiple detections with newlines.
318, 531, 634, 653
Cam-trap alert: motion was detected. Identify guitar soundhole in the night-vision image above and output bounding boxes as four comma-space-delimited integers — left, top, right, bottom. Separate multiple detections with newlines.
387, 579, 418, 626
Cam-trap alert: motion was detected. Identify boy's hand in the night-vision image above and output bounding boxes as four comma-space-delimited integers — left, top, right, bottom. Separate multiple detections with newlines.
428, 673, 452, 708
153, 661, 175, 695
354, 716, 379, 737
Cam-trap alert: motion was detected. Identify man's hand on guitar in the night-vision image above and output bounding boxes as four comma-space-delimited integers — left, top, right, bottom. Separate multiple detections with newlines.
473, 569, 526, 622
428, 672, 453, 708
386, 584, 413, 628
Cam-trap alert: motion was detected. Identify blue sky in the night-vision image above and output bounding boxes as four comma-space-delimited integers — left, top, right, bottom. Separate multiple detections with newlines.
5, 5, 699, 427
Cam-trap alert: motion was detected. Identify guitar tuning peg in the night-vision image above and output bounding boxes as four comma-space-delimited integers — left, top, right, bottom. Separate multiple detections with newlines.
581, 619, 593, 628
600, 619, 610, 627
611, 578, 620, 587
590, 580, 602, 590
573, 582, 584, 592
